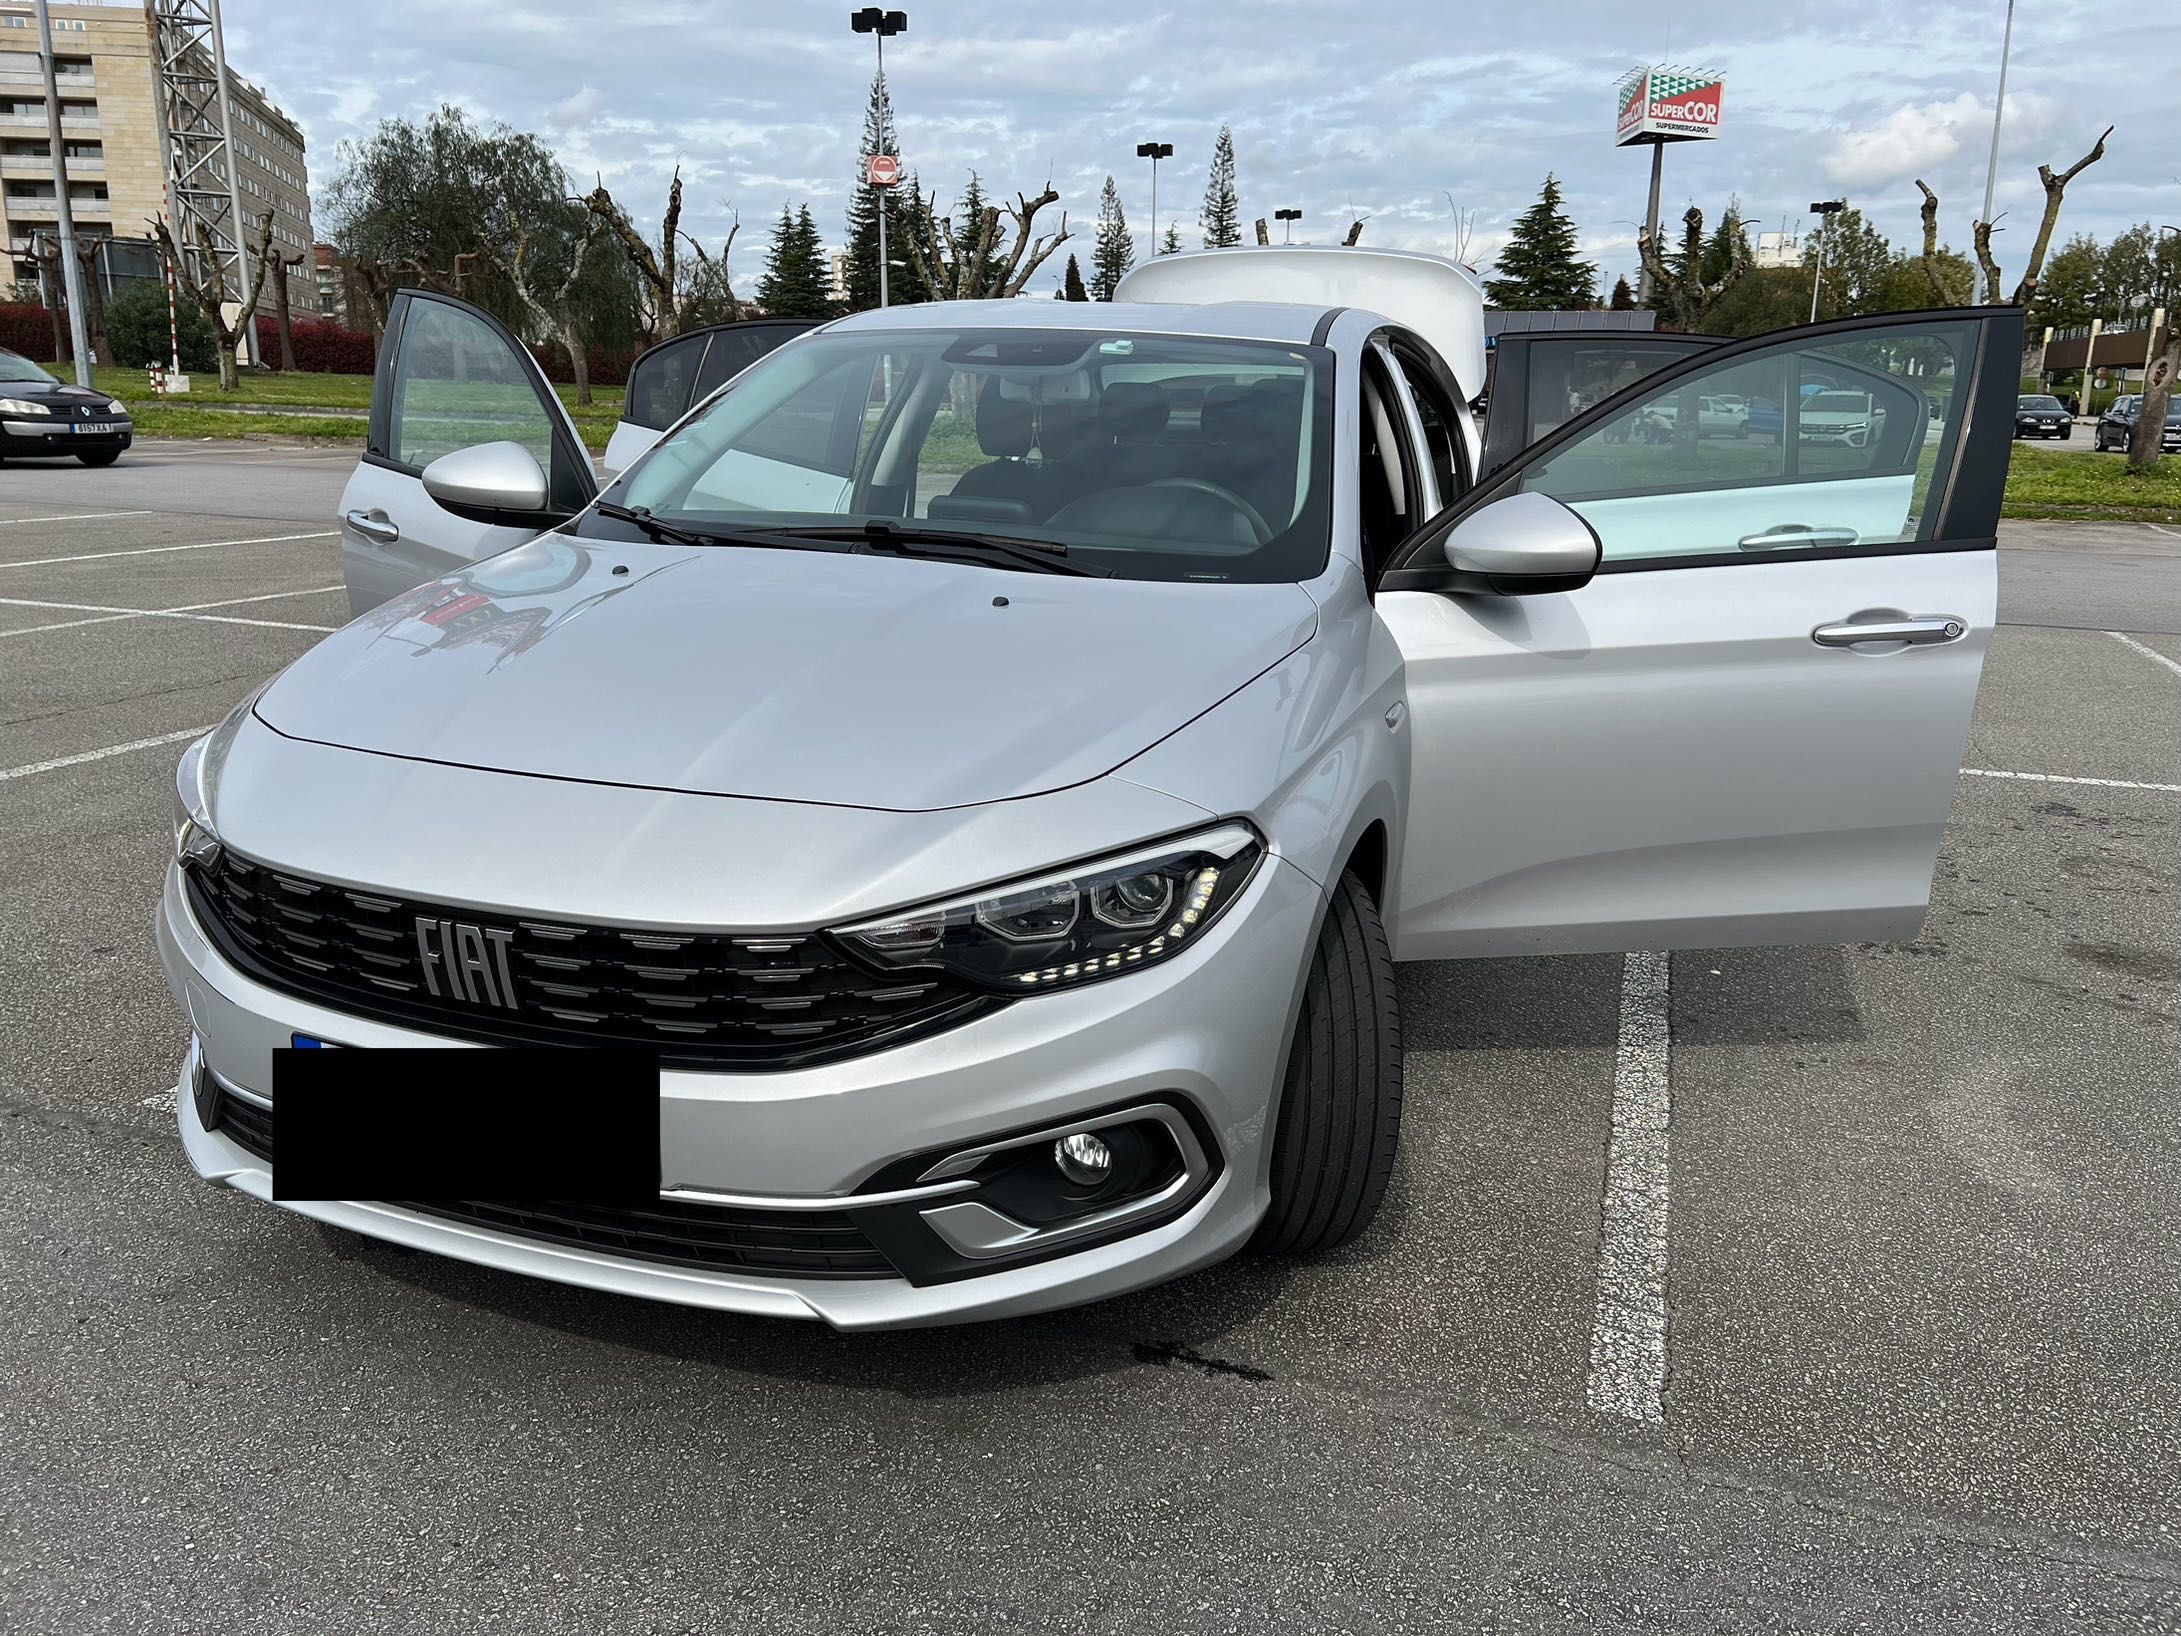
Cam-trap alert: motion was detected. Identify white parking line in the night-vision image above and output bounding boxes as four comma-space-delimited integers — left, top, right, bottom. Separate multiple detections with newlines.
0, 583, 344, 638
0, 529, 337, 569
1587, 948, 1672, 1424
2106, 629, 2181, 681
0, 510, 154, 526
0, 724, 214, 783
1962, 768, 2181, 794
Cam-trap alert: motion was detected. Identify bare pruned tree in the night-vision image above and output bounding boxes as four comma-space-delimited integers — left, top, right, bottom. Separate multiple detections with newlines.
899, 184, 1070, 299
1913, 125, 2112, 308
677, 210, 743, 326
152, 210, 279, 390
584, 168, 684, 344
1636, 204, 1749, 331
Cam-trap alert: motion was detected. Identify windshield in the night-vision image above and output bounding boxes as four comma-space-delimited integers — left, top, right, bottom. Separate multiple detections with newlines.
594, 327, 1334, 583
1805, 391, 1871, 414
0, 351, 56, 385
2019, 395, 2062, 410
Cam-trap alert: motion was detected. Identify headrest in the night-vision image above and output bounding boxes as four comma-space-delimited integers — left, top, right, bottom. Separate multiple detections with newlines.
1199, 384, 1253, 443
1038, 401, 1096, 461
1099, 383, 1170, 442
976, 383, 1034, 457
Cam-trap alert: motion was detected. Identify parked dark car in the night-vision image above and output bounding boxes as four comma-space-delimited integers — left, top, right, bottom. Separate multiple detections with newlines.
0, 347, 133, 465
2014, 393, 2072, 439
2095, 395, 2181, 453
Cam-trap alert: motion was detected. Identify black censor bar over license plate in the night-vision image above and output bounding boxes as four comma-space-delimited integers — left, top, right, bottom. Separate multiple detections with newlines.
273, 1048, 660, 1203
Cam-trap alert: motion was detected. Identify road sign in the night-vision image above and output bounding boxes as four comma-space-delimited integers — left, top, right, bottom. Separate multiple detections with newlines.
867, 154, 901, 188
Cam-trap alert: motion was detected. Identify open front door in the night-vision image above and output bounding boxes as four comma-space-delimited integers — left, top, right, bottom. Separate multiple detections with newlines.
337, 291, 596, 615
1382, 306, 2021, 960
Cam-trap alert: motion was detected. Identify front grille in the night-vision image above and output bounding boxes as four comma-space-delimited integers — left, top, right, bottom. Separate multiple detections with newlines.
397, 1199, 895, 1278
184, 850, 993, 1069
197, 1080, 894, 1279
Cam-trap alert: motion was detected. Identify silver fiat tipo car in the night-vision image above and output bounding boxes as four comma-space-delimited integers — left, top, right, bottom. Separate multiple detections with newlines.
160, 248, 2018, 1327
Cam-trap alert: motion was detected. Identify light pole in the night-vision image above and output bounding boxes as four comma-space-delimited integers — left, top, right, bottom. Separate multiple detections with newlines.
1808, 198, 1846, 323
1274, 207, 1301, 245
1136, 141, 1172, 254
32, 0, 90, 384
1979, 0, 2016, 231
850, 8, 907, 306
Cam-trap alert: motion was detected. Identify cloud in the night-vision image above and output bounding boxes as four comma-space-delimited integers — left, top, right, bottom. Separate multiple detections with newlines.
1822, 92, 1989, 188
549, 84, 604, 127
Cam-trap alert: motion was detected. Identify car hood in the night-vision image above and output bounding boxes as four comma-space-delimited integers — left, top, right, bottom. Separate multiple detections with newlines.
0, 381, 117, 409
258, 534, 1318, 812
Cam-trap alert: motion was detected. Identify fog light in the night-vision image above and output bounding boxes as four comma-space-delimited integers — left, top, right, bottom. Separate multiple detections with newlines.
1053, 1131, 1112, 1186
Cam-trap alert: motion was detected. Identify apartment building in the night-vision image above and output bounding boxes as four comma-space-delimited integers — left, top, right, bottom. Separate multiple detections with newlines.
0, 0, 312, 315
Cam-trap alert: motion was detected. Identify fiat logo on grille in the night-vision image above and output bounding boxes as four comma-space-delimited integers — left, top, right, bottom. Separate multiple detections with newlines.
416, 917, 521, 1010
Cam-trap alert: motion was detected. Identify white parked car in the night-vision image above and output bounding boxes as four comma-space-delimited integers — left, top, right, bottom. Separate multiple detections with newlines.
1798, 389, 1886, 447
160, 247, 2018, 1326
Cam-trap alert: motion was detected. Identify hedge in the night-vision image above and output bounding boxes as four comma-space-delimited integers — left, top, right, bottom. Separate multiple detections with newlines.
0, 304, 58, 362
252, 314, 377, 374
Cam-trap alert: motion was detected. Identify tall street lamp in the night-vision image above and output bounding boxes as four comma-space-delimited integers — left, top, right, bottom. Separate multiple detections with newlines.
1980, 0, 2016, 231
851, 8, 908, 306
1808, 198, 1846, 323
1136, 141, 1172, 254
1274, 207, 1301, 245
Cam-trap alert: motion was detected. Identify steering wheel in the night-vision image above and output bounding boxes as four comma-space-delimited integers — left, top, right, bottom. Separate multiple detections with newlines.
1147, 477, 1274, 546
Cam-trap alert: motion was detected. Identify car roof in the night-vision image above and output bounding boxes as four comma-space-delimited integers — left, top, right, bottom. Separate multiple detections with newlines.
820, 299, 1335, 347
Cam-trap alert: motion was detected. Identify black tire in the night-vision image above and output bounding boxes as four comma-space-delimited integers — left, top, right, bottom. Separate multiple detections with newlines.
77, 452, 119, 467
1252, 869, 1402, 1256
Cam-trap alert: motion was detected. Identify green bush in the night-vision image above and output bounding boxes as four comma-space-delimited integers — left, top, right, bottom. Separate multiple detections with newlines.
104, 280, 216, 373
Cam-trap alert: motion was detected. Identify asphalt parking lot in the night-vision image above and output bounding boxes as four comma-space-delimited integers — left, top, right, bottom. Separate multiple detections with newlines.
3, 440, 2177, 1633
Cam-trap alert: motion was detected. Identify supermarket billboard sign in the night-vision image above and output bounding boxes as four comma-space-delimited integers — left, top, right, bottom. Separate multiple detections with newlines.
1616, 68, 1725, 145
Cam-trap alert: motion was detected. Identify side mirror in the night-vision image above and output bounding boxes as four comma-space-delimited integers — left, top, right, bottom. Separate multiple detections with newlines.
420, 441, 551, 525
1433, 491, 1601, 595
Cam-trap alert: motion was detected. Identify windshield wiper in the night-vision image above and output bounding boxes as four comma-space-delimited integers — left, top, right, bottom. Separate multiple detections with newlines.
775, 520, 1111, 577
591, 500, 729, 549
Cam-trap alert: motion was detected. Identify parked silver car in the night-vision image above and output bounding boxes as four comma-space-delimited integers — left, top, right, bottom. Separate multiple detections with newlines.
159, 248, 2019, 1327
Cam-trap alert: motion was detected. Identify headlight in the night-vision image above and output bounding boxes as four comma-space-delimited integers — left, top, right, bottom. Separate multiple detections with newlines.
0, 397, 49, 416
172, 736, 221, 867
836, 824, 1264, 993
105, 399, 127, 416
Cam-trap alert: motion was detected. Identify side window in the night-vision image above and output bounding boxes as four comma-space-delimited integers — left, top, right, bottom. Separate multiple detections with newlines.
387, 299, 555, 472
625, 333, 708, 430
1521, 338, 1707, 446
693, 327, 795, 400
1517, 317, 1977, 564
1393, 349, 1462, 504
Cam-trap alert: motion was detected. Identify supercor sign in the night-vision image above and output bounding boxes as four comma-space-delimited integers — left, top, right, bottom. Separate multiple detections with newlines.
1615, 68, 1725, 145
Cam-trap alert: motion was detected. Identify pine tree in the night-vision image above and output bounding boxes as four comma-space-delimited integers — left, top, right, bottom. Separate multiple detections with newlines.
1699, 201, 1749, 286
1199, 125, 1240, 248
1062, 254, 1089, 301
1161, 222, 1182, 256
1482, 174, 1598, 310
842, 72, 927, 309
1091, 174, 1133, 300
1609, 274, 1636, 310
757, 203, 834, 318
955, 173, 1006, 298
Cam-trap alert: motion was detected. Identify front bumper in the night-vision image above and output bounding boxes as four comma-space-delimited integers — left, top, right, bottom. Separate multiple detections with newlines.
0, 418, 132, 452
157, 852, 1323, 1328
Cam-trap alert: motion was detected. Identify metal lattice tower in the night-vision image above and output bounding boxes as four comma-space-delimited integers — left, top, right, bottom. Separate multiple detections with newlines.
145, 0, 254, 359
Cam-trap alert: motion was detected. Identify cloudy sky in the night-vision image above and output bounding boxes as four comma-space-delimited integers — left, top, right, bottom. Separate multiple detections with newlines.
226, 0, 2178, 296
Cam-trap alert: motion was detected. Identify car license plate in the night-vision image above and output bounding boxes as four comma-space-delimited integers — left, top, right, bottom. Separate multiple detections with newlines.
70, 422, 113, 435
290, 1032, 343, 1049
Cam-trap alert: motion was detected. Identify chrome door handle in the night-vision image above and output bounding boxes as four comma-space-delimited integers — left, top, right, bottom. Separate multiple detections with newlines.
1812, 616, 1967, 648
1739, 525, 1861, 551
343, 508, 399, 546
